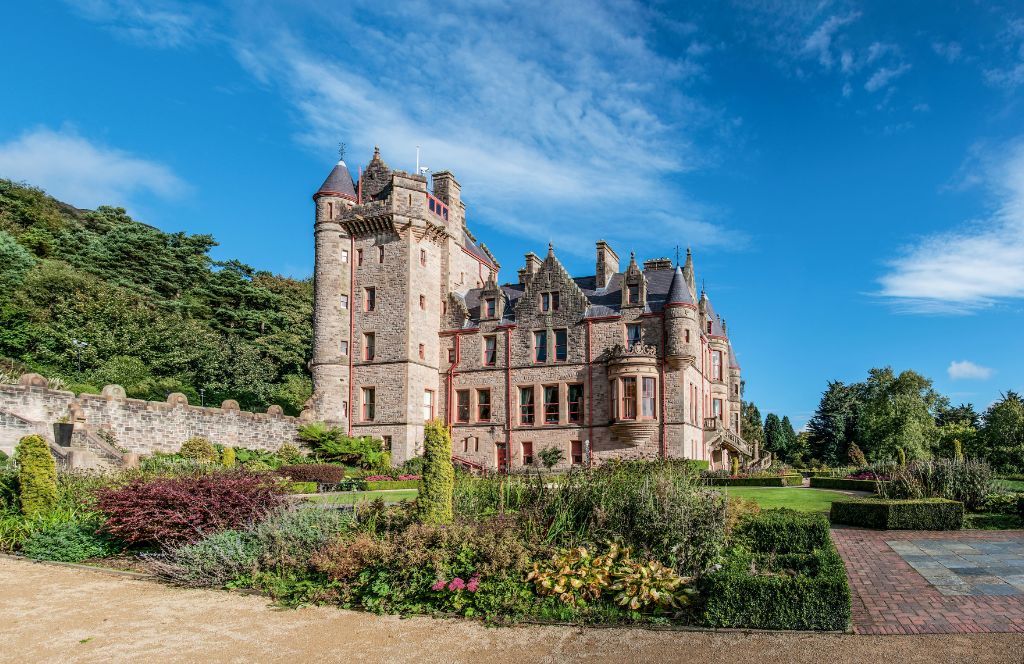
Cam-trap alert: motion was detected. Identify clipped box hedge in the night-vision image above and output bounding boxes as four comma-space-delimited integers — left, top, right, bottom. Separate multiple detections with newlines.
783, 474, 804, 486
829, 498, 964, 530
700, 510, 850, 631
287, 481, 318, 494
809, 477, 880, 492
707, 475, 802, 487
363, 479, 420, 491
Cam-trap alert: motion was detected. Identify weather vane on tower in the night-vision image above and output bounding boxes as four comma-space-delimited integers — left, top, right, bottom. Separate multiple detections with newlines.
337, 142, 347, 162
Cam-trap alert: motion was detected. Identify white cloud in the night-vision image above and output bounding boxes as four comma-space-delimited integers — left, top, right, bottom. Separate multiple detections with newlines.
865, 63, 911, 92
931, 41, 962, 63
0, 127, 187, 209
948, 361, 994, 381
878, 140, 1024, 313
801, 12, 861, 69
64, 0, 209, 48
984, 19, 1024, 89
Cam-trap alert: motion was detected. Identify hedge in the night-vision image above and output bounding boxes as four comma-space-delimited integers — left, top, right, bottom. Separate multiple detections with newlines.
364, 479, 421, 491
287, 481, 318, 494
829, 498, 964, 530
700, 510, 850, 631
706, 475, 803, 487
809, 477, 881, 492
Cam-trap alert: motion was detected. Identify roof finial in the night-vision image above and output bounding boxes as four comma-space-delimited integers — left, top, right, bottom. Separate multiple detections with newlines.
547, 242, 554, 257
675, 245, 681, 267
373, 145, 380, 157
337, 142, 347, 162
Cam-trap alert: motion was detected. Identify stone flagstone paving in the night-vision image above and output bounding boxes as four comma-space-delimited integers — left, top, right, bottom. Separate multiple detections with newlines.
832, 528, 1024, 634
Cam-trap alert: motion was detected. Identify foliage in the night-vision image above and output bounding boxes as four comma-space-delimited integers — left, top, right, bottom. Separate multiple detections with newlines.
419, 419, 454, 524
538, 445, 564, 469
724, 497, 761, 533
978, 392, 1024, 473
15, 434, 57, 517
526, 541, 695, 612
730, 456, 739, 476
763, 414, 787, 460
179, 436, 218, 464
19, 519, 122, 562
953, 439, 964, 462
732, 509, 831, 554
979, 492, 1024, 515
809, 476, 881, 492
297, 423, 387, 470
0, 180, 313, 413
876, 459, 992, 510
847, 443, 867, 466
277, 444, 305, 464
830, 498, 964, 530
96, 472, 286, 546
277, 464, 345, 485
740, 401, 763, 450
806, 380, 860, 466
221, 446, 236, 468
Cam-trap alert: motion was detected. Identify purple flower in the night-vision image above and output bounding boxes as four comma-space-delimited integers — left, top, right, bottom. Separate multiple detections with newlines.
431, 578, 446, 591
448, 577, 466, 591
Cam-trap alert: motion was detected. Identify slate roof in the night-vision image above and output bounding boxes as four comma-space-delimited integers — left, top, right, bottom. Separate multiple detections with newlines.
315, 160, 357, 200
462, 231, 495, 267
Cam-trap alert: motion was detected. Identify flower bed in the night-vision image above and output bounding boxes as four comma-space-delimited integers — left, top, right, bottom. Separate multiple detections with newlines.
809, 477, 881, 492
829, 498, 964, 530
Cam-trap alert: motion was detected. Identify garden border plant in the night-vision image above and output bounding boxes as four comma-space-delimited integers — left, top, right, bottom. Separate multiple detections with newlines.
829, 498, 964, 530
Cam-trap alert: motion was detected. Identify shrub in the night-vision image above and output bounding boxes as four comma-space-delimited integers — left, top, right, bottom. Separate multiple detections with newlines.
297, 423, 387, 469
877, 459, 992, 510
706, 476, 789, 487
0, 464, 19, 510
16, 434, 57, 517
287, 482, 317, 494
829, 498, 964, 530
419, 419, 454, 524
732, 510, 831, 554
980, 492, 1024, 515
222, 447, 236, 468
725, 497, 761, 534
538, 446, 564, 469
179, 437, 218, 464
809, 477, 880, 492
400, 456, 425, 476
138, 453, 213, 476
96, 472, 286, 546
526, 541, 695, 612
277, 444, 305, 464
20, 520, 122, 562
277, 464, 345, 485
847, 443, 867, 466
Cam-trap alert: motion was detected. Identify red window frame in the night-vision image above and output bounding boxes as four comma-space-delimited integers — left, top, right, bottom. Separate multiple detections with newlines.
641, 377, 656, 419
456, 390, 470, 423
361, 387, 375, 421
568, 383, 584, 423
713, 398, 723, 420
484, 335, 497, 366
364, 287, 376, 312
519, 386, 535, 425
477, 389, 491, 421
534, 330, 547, 362
484, 298, 496, 318
364, 333, 375, 361
423, 389, 435, 421
522, 441, 534, 466
571, 440, 583, 465
543, 385, 559, 424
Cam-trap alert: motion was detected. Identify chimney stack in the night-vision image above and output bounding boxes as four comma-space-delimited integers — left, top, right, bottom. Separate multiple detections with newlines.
518, 252, 542, 285
595, 240, 619, 289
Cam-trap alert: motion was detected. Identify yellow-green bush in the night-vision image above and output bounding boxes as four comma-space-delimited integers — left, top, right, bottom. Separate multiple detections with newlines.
15, 434, 57, 517
179, 437, 218, 464
222, 446, 236, 468
418, 419, 453, 524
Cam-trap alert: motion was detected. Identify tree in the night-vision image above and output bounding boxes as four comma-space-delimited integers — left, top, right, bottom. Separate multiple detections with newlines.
781, 416, 798, 461
740, 402, 763, 450
0, 230, 35, 291
978, 391, 1024, 472
856, 367, 946, 461
15, 434, 57, 517
807, 381, 860, 466
763, 414, 787, 460
419, 419, 453, 524
539, 446, 564, 469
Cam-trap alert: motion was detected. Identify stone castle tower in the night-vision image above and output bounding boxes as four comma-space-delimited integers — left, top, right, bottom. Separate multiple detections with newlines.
310, 147, 760, 471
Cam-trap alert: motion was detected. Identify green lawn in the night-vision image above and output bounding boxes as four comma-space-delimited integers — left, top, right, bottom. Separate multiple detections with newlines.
305, 489, 419, 505
995, 479, 1024, 491
716, 487, 852, 513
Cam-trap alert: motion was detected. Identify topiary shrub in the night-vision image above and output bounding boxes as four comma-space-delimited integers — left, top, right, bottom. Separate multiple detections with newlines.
20, 520, 122, 562
733, 509, 831, 554
830, 498, 964, 530
419, 419, 454, 524
179, 437, 218, 464
277, 464, 345, 485
96, 472, 286, 546
15, 434, 57, 518
221, 447, 236, 468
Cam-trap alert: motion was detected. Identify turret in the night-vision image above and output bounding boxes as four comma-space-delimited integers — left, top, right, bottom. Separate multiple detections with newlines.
310, 158, 357, 423
664, 266, 697, 368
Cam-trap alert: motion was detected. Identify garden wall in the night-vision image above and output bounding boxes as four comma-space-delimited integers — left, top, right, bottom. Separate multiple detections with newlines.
0, 374, 307, 457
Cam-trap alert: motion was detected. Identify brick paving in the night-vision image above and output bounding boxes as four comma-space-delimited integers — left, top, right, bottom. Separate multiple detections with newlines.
833, 527, 1024, 634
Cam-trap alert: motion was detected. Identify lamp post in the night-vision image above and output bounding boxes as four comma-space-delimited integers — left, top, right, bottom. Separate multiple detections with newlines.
199, 388, 205, 407
70, 339, 87, 374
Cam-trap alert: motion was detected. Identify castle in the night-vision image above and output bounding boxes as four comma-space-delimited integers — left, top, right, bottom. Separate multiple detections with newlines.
309, 148, 764, 471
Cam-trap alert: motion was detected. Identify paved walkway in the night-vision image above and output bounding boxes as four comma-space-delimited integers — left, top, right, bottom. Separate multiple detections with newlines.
833, 528, 1024, 635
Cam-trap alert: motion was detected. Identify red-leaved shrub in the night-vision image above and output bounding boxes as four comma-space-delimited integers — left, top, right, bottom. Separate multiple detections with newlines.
95, 472, 286, 546
277, 464, 345, 484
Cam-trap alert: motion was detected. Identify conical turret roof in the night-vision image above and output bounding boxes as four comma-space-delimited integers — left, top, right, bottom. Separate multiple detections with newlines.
315, 160, 357, 200
665, 266, 694, 305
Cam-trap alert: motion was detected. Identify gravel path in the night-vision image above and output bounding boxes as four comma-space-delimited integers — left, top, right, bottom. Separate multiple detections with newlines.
1, 557, 1022, 663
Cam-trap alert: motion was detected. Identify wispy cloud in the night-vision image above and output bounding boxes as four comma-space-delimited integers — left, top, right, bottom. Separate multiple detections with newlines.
984, 19, 1024, 90
801, 12, 861, 69
878, 139, 1024, 314
932, 40, 963, 64
865, 62, 911, 92
0, 126, 187, 209
948, 360, 994, 381
63, 0, 211, 48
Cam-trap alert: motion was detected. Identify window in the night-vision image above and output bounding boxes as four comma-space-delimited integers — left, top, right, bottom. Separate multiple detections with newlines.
519, 386, 535, 425
522, 441, 534, 466
731, 411, 739, 433
713, 398, 723, 420
477, 389, 491, 421
362, 387, 375, 421
684, 328, 690, 343
707, 321, 713, 334
340, 294, 349, 309
571, 440, 583, 465
364, 333, 375, 360
540, 291, 559, 312
626, 323, 642, 346
642, 377, 656, 419
712, 350, 723, 381
621, 377, 637, 420
689, 383, 697, 424
378, 246, 385, 263
554, 328, 567, 361
628, 284, 640, 304
420, 294, 426, 310
534, 330, 548, 362
341, 249, 349, 263
327, 202, 333, 217
420, 249, 427, 266
568, 383, 584, 423
484, 297, 496, 318
357, 248, 363, 266
544, 385, 559, 424
448, 347, 456, 363
423, 390, 434, 421
382, 435, 392, 451
610, 379, 619, 419
474, 437, 480, 452
340, 340, 348, 355
456, 390, 470, 422
418, 343, 425, 360
483, 335, 497, 366
364, 287, 376, 312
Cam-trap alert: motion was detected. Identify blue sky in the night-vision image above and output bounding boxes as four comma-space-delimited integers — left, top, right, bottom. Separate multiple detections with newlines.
1, 1, 1022, 427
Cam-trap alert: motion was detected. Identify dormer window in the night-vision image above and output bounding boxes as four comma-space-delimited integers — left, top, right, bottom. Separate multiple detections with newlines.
628, 284, 640, 304
540, 291, 560, 312
707, 321, 713, 334
484, 298, 496, 318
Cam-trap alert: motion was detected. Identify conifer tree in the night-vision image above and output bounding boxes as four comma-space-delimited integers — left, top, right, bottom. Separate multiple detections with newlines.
15, 434, 57, 518
419, 419, 454, 524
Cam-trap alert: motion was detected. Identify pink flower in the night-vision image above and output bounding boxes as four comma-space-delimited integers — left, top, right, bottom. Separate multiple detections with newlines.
448, 577, 466, 591
467, 575, 480, 593
431, 578, 446, 591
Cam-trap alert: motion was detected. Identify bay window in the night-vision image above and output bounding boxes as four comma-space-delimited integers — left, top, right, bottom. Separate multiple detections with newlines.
642, 377, 656, 418
622, 377, 637, 420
